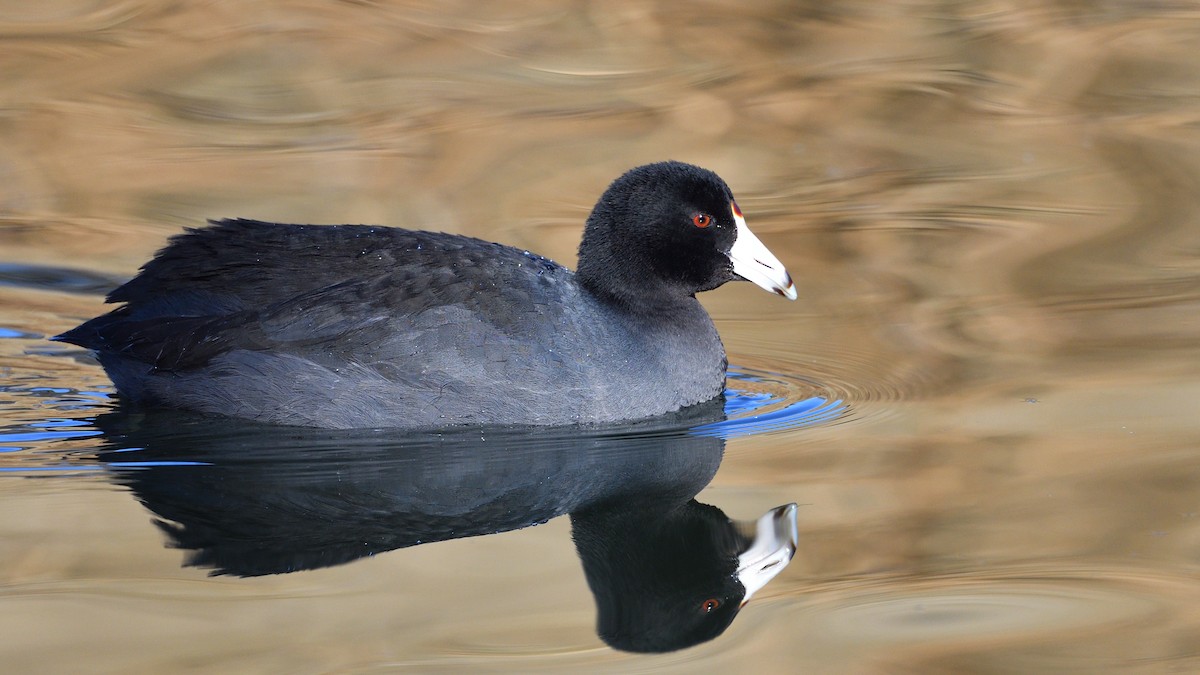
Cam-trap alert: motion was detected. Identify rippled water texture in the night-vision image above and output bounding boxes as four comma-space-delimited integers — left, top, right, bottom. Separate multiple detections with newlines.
2, 2, 1200, 673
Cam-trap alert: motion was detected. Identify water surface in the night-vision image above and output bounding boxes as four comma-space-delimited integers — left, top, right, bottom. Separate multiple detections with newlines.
3, 2, 1200, 673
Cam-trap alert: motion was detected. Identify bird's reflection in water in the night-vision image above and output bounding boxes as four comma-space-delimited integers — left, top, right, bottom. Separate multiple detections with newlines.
93, 399, 798, 653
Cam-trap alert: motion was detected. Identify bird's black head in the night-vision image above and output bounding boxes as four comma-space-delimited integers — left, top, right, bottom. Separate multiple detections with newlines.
576, 162, 794, 311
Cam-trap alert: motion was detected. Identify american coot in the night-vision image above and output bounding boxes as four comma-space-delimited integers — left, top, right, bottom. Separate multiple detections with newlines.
56, 161, 795, 429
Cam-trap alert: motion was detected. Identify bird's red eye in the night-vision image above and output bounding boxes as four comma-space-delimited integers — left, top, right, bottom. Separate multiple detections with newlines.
692, 213, 713, 228
701, 598, 721, 613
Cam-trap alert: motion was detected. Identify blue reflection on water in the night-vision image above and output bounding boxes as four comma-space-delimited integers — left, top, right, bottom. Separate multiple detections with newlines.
694, 366, 847, 439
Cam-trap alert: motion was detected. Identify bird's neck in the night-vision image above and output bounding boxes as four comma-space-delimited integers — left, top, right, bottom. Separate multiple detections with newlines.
577, 273, 701, 318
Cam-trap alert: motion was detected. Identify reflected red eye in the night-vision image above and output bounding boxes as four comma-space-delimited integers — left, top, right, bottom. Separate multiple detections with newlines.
701, 598, 720, 613
692, 213, 713, 228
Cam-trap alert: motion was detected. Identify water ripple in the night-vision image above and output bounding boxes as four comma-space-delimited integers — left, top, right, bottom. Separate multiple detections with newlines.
0, 262, 122, 296
699, 365, 850, 439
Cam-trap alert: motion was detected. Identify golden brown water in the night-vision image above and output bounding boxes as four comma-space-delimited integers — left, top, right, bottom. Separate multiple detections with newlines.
3, 1, 1200, 672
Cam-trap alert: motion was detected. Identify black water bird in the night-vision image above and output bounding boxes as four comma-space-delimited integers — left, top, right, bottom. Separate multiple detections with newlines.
57, 162, 795, 429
